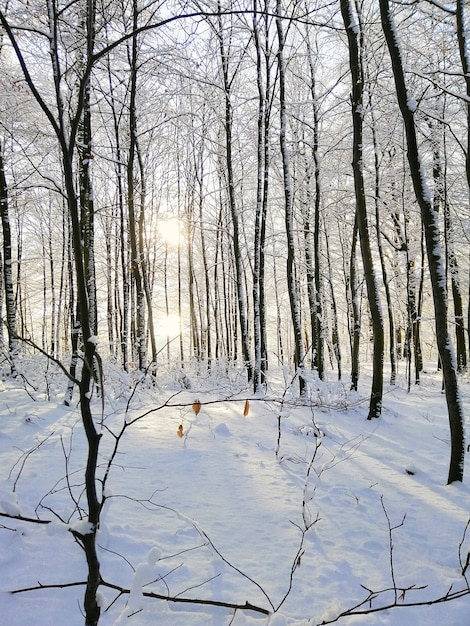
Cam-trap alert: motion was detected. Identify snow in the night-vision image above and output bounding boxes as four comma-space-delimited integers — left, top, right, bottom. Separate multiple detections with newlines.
1, 360, 470, 625
406, 95, 417, 113
69, 519, 95, 535
0, 492, 22, 517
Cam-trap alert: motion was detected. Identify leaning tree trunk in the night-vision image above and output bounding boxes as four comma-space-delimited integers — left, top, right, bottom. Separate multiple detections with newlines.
380, 0, 465, 483
341, 0, 384, 419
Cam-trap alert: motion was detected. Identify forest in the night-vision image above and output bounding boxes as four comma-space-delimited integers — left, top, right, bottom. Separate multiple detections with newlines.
0, 0, 470, 625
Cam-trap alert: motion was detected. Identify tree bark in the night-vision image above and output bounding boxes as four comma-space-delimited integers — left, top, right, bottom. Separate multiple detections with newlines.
380, 0, 465, 482
276, 0, 305, 393
126, 1, 146, 371
455, 0, 470, 369
216, 4, 253, 382
0, 142, 18, 373
341, 0, 384, 418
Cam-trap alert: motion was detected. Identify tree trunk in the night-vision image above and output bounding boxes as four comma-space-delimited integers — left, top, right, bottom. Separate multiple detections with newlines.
216, 5, 253, 382
0, 142, 18, 373
455, 0, 470, 370
104, 32, 129, 369
136, 140, 157, 365
369, 96, 396, 385
127, 2, 146, 371
346, 215, 361, 391
276, 0, 305, 393
341, 0, 384, 418
380, 0, 465, 483
305, 33, 325, 380
253, 0, 268, 392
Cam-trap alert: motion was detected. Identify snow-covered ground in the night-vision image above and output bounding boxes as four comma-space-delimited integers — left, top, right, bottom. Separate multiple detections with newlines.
1, 359, 469, 625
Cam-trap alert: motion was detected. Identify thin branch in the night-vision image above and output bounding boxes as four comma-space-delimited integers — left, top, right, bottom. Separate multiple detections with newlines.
196, 525, 275, 611
9, 577, 270, 615
318, 583, 470, 624
0, 511, 51, 524
100, 578, 271, 615
381, 495, 406, 604
8, 432, 55, 492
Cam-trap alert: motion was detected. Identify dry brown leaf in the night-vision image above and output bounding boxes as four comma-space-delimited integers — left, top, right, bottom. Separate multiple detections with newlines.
192, 400, 201, 415
177, 424, 184, 438
243, 399, 250, 417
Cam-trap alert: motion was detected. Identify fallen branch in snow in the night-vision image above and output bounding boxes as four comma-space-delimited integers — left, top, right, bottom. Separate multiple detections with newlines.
10, 580, 86, 593
318, 497, 470, 624
0, 511, 51, 524
317, 583, 470, 624
100, 578, 271, 615
8, 578, 271, 616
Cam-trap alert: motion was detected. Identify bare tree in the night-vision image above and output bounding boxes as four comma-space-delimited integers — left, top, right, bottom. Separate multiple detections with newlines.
340, 0, 384, 419
0, 141, 18, 372
379, 0, 465, 483
276, 0, 305, 393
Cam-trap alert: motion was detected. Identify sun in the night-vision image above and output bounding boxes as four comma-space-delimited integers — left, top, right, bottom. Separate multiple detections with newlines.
158, 217, 183, 247
159, 314, 181, 337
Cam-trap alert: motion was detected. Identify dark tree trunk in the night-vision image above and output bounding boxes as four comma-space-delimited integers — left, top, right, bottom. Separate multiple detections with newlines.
127, 2, 146, 371
455, 0, 470, 370
380, 0, 465, 483
216, 5, 253, 382
306, 35, 324, 380
276, 0, 305, 393
0, 142, 18, 372
341, 0, 384, 418
253, 0, 268, 392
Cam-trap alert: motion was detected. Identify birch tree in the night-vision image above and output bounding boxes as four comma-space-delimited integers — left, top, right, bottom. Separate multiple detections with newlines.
0, 141, 18, 372
252, 0, 272, 391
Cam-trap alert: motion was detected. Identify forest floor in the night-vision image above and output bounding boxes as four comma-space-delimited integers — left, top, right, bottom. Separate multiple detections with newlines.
1, 358, 470, 625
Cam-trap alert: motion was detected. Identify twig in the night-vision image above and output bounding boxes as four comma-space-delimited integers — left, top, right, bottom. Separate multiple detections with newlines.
174, 573, 221, 597
8, 432, 55, 491
11, 580, 87, 593
380, 496, 406, 604
458, 518, 470, 580
14, 334, 79, 385
60, 431, 83, 517
318, 583, 470, 624
196, 525, 275, 611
